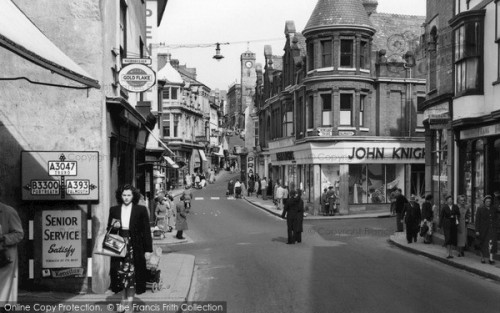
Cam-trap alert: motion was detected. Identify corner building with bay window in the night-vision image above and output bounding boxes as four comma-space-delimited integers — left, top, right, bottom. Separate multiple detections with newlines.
256, 0, 427, 214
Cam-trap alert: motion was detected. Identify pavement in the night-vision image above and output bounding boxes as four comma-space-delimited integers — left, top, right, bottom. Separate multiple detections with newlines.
389, 231, 500, 282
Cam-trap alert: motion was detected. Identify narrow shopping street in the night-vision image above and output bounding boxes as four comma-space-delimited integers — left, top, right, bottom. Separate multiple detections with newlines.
169, 174, 500, 313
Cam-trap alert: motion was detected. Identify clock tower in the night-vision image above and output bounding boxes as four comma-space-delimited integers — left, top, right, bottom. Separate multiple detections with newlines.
240, 50, 256, 115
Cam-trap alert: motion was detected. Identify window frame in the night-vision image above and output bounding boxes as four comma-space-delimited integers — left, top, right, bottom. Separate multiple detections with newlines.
359, 94, 366, 127
307, 95, 314, 129
340, 38, 354, 68
339, 93, 354, 126
321, 39, 333, 68
307, 41, 315, 72
320, 93, 332, 126
360, 40, 370, 70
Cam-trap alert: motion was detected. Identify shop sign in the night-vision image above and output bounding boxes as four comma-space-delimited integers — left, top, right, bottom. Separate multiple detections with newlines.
42, 268, 85, 278
118, 64, 156, 93
42, 210, 82, 269
294, 142, 425, 164
347, 147, 424, 160
21, 151, 99, 201
122, 58, 152, 65
317, 127, 333, 136
339, 131, 355, 136
276, 151, 295, 161
460, 123, 500, 140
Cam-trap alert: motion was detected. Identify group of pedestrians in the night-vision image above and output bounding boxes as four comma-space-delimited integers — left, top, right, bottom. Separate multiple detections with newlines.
395, 189, 500, 265
320, 186, 339, 216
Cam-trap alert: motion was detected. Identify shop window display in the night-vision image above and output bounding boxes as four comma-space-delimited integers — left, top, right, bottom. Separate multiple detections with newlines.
321, 164, 340, 195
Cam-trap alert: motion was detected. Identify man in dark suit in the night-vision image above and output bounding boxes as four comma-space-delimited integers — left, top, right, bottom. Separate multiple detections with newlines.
395, 188, 408, 232
403, 195, 422, 243
281, 190, 304, 244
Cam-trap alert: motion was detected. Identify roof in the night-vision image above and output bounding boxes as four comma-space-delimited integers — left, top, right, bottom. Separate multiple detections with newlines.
370, 12, 425, 61
157, 61, 183, 84
303, 0, 374, 35
0, 0, 100, 88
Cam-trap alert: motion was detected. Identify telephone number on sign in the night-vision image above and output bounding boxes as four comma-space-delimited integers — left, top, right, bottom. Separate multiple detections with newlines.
66, 180, 90, 195
31, 180, 60, 195
48, 161, 77, 176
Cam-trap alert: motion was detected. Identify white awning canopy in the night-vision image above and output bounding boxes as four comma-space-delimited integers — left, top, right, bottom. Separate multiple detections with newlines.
199, 149, 207, 162
0, 0, 100, 89
163, 156, 179, 169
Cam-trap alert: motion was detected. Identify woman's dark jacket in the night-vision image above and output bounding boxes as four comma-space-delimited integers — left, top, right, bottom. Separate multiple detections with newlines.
108, 204, 153, 294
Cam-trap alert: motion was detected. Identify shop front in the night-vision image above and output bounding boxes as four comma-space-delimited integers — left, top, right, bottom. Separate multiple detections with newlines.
457, 122, 500, 222
271, 140, 425, 215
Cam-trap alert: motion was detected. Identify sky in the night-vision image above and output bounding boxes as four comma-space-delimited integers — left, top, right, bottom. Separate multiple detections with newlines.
157, 0, 426, 91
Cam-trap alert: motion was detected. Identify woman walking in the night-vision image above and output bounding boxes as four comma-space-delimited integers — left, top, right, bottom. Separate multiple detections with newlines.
456, 195, 470, 257
475, 195, 500, 264
175, 198, 188, 240
108, 184, 153, 312
439, 195, 460, 259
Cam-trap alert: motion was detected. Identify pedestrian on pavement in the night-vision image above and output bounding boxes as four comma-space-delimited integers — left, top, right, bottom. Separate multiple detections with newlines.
389, 189, 397, 216
395, 188, 408, 232
234, 180, 242, 199
475, 195, 500, 264
261, 177, 268, 200
248, 176, 255, 197
457, 195, 471, 257
0, 201, 24, 307
326, 186, 337, 216
155, 197, 170, 233
175, 198, 188, 240
283, 185, 289, 207
403, 195, 421, 244
275, 183, 285, 210
267, 178, 274, 200
439, 195, 460, 259
321, 188, 328, 216
421, 194, 434, 244
180, 184, 193, 213
108, 184, 153, 312
256, 175, 262, 198
227, 179, 234, 197
296, 190, 305, 243
281, 190, 303, 244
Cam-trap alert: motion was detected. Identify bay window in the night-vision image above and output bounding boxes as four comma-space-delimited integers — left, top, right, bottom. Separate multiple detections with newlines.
451, 11, 484, 95
360, 40, 370, 70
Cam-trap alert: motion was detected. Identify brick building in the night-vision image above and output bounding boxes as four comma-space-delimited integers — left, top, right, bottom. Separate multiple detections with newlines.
256, 0, 426, 214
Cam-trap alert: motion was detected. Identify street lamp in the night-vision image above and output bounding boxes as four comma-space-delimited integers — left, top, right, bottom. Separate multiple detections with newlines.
213, 43, 224, 61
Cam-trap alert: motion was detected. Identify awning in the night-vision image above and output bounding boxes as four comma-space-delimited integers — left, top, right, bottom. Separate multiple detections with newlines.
212, 145, 224, 157
199, 149, 208, 162
163, 156, 179, 169
0, 0, 100, 89
145, 126, 175, 155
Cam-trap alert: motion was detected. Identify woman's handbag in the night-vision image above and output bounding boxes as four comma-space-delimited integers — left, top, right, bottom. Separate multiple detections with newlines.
0, 249, 12, 268
94, 227, 127, 258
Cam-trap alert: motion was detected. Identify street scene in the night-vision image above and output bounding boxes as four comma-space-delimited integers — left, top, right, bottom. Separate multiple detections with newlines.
1, 0, 500, 312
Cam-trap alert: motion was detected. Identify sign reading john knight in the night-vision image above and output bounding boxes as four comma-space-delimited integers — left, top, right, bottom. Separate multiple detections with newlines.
42, 210, 82, 268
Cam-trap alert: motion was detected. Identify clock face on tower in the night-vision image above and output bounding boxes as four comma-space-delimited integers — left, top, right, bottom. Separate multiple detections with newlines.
245, 61, 253, 68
